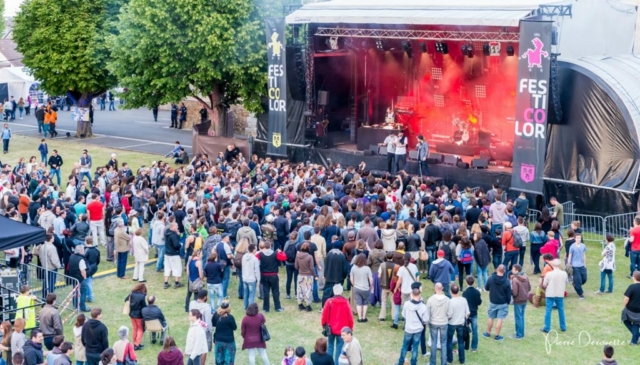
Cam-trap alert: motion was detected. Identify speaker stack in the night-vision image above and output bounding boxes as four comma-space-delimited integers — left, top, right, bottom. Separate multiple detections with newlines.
471, 158, 489, 169
427, 153, 443, 164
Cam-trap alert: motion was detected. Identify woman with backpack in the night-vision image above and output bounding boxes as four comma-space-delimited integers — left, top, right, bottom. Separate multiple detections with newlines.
456, 237, 474, 289
283, 232, 299, 299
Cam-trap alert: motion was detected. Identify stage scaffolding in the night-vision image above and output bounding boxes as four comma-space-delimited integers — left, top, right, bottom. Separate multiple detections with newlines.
314, 28, 520, 43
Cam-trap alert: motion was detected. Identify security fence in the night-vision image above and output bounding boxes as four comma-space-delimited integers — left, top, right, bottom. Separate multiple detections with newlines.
18, 263, 79, 320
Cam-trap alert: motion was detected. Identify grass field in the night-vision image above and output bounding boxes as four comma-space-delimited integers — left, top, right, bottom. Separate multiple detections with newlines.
4, 135, 637, 364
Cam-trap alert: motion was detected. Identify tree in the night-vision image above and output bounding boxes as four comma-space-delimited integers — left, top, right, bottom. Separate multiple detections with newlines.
0, 1, 5, 36
109, 0, 277, 132
12, 0, 125, 106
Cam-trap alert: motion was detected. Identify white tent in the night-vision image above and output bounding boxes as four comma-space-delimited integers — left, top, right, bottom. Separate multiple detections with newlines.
0, 67, 37, 100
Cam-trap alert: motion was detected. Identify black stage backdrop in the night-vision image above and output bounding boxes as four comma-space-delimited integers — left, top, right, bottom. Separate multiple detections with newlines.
265, 18, 287, 157
511, 20, 552, 194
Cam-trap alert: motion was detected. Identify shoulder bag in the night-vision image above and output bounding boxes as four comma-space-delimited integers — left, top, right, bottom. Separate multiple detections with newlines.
261, 323, 271, 342
124, 342, 137, 365
189, 277, 204, 293
122, 292, 132, 315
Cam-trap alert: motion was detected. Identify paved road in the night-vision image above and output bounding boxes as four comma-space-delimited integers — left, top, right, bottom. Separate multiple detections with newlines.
7, 107, 193, 156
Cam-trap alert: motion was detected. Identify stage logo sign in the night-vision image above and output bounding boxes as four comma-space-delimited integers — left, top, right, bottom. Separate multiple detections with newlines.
265, 18, 287, 157
511, 20, 553, 195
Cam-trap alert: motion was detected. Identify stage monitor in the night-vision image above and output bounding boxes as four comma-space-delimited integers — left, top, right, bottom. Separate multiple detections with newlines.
471, 158, 489, 169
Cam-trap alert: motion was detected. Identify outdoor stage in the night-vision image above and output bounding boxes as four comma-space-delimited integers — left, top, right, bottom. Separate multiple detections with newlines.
309, 140, 512, 191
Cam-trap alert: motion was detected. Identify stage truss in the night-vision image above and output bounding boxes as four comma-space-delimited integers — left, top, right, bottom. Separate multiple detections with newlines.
315, 27, 520, 43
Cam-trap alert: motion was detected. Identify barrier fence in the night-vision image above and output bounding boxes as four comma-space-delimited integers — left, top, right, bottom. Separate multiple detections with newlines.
18, 263, 80, 317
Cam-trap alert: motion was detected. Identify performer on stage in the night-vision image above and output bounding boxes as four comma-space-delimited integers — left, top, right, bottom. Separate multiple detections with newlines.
394, 131, 407, 173
417, 135, 429, 177
379, 131, 397, 174
385, 107, 395, 125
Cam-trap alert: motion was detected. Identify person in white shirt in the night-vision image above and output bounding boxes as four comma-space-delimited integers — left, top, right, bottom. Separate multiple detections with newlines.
395, 253, 420, 304
65, 179, 77, 204
394, 131, 408, 173
379, 132, 397, 174
446, 284, 470, 364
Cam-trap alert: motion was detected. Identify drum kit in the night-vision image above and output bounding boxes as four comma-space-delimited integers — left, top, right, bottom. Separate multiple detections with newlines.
452, 116, 477, 146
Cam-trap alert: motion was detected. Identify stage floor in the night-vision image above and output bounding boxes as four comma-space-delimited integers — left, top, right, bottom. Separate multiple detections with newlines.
310, 143, 513, 193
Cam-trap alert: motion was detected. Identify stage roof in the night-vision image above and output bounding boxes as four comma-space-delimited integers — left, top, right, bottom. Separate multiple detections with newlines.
285, 0, 566, 27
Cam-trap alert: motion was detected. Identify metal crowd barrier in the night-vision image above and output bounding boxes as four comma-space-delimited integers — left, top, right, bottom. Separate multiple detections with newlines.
570, 214, 605, 245
605, 212, 640, 241
18, 263, 80, 316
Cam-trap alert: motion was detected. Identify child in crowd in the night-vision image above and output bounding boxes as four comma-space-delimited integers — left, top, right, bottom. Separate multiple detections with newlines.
281, 346, 295, 365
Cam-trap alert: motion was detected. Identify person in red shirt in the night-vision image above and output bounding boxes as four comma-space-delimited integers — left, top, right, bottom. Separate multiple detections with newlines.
121, 190, 132, 215
501, 222, 519, 271
540, 231, 559, 260
86, 193, 106, 246
321, 284, 354, 365
628, 217, 640, 278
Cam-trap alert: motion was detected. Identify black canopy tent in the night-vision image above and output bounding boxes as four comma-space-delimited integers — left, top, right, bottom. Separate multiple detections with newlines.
0, 216, 46, 251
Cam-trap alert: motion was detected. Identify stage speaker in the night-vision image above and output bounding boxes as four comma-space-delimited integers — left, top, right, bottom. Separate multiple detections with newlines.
408, 150, 418, 160
471, 158, 489, 169
378, 146, 387, 155
457, 161, 470, 169
318, 91, 329, 106
443, 155, 460, 165
369, 145, 379, 155
428, 153, 443, 164
364, 150, 374, 156
286, 45, 306, 101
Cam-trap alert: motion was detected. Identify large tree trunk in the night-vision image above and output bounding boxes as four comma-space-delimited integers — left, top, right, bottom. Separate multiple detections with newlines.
193, 84, 224, 136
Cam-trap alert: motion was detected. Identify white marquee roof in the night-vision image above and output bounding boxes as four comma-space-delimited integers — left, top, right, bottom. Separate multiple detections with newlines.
286, 0, 566, 27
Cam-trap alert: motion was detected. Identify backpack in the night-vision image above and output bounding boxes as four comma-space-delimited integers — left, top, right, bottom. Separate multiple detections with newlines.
225, 221, 241, 245
438, 241, 456, 264
285, 243, 297, 263
459, 247, 473, 264
512, 233, 524, 248
108, 220, 118, 236
194, 235, 203, 251
7, 193, 19, 208
216, 242, 229, 270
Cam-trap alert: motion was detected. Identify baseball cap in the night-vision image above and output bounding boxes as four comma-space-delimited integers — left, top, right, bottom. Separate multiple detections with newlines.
411, 282, 422, 290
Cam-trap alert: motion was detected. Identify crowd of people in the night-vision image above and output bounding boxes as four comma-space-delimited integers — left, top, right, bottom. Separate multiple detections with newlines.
0, 143, 635, 365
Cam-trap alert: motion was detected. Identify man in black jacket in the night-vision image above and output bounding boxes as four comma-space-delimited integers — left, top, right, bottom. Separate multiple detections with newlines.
84, 237, 101, 304
68, 246, 90, 312
164, 222, 183, 289
483, 265, 511, 341
465, 198, 482, 227
48, 150, 63, 186
322, 247, 349, 306
35, 106, 45, 134
142, 295, 167, 344
81, 308, 108, 365
423, 216, 442, 277
22, 329, 44, 365
462, 275, 483, 352
169, 103, 178, 128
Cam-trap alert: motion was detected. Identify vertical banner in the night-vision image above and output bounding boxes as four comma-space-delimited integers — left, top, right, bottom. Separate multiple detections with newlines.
511, 20, 553, 194
265, 18, 288, 157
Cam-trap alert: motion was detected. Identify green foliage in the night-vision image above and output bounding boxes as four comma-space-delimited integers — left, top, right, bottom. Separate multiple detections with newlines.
109, 0, 277, 114
0, 1, 5, 34
12, 0, 124, 100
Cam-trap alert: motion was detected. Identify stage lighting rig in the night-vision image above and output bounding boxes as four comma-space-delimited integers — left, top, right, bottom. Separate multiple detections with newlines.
482, 43, 491, 56
376, 39, 384, 50
506, 45, 515, 56
435, 42, 448, 54
419, 42, 427, 53
402, 40, 413, 58
461, 44, 473, 58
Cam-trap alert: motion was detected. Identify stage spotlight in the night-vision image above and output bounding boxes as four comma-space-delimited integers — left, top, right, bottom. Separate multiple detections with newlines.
482, 43, 491, 56
376, 39, 384, 50
461, 45, 468, 55
419, 42, 427, 53
402, 40, 413, 58
466, 44, 474, 58
436, 42, 448, 54
506, 45, 515, 56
